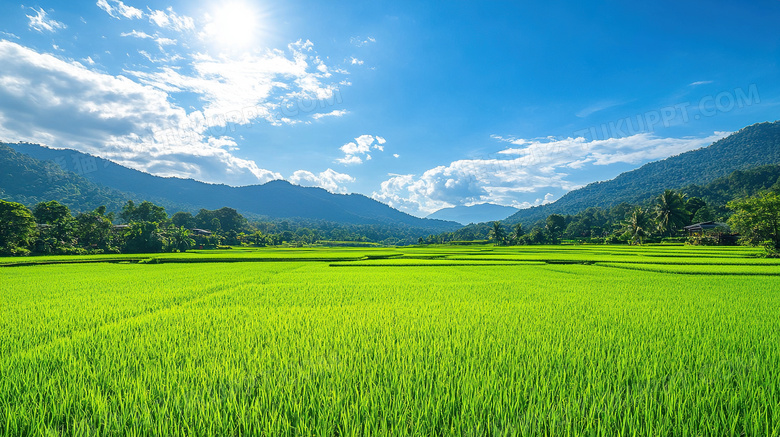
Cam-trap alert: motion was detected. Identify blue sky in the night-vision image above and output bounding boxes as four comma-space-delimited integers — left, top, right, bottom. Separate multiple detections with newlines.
1, 1, 778, 216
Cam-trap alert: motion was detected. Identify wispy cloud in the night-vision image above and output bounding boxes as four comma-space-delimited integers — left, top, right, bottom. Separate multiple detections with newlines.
350, 57, 364, 65
148, 7, 194, 32
575, 100, 625, 118
96, 0, 143, 20
350, 36, 376, 47
312, 109, 349, 120
120, 30, 152, 39
689, 80, 714, 86
26, 8, 66, 33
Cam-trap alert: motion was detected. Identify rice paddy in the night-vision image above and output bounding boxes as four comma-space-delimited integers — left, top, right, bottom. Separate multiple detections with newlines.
1, 245, 779, 436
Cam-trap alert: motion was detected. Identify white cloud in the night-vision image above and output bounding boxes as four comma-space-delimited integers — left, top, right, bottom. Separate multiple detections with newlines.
96, 0, 143, 19
335, 155, 363, 165
0, 40, 280, 186
1, 31, 20, 39
82, 56, 96, 65
336, 134, 386, 165
373, 132, 729, 216
290, 169, 355, 193
393, 153, 399, 158
312, 109, 349, 120
350, 36, 376, 47
350, 57, 364, 65
495, 132, 727, 167
26, 8, 66, 33
120, 30, 152, 39
128, 40, 343, 127
148, 7, 194, 32
690, 80, 714, 86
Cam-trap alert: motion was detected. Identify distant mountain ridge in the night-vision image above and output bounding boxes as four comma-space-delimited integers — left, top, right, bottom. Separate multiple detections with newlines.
427, 203, 519, 225
505, 121, 780, 225
2, 142, 460, 232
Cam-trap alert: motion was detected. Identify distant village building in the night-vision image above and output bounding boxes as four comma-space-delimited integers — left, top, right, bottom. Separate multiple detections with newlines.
683, 221, 738, 245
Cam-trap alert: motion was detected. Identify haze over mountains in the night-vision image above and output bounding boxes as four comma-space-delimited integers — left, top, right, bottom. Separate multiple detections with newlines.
426, 204, 519, 225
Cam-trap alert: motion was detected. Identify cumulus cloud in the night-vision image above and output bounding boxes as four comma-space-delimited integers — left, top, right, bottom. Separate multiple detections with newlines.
350, 57, 364, 65
289, 169, 355, 193
373, 132, 729, 216
26, 8, 67, 33
148, 7, 194, 32
96, 0, 143, 19
0, 40, 279, 186
128, 40, 343, 127
336, 135, 386, 165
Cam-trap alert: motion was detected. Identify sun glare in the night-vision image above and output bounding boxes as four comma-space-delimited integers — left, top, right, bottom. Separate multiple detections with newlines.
207, 1, 261, 49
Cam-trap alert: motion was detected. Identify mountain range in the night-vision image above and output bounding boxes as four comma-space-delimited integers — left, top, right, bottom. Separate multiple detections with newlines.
426, 203, 519, 225
0, 143, 459, 233
504, 121, 780, 225
2, 120, 779, 235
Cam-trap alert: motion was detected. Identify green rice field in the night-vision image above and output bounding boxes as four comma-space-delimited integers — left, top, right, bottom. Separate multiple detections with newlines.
2, 245, 779, 436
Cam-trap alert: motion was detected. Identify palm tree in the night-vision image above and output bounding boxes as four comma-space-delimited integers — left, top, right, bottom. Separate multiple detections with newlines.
654, 190, 689, 236
488, 221, 506, 245
509, 223, 524, 245
622, 207, 651, 245
167, 226, 195, 252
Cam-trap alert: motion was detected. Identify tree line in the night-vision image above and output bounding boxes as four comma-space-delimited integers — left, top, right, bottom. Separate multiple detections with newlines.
0, 198, 429, 256
421, 189, 780, 255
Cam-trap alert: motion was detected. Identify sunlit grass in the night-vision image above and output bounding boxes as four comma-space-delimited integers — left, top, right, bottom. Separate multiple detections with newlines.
1, 246, 779, 435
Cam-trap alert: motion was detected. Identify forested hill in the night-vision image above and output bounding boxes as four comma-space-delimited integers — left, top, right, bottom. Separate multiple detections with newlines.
3, 142, 460, 232
0, 144, 195, 214
505, 120, 780, 226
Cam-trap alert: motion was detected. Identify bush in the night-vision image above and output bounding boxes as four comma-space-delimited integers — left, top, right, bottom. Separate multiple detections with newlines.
0, 246, 30, 256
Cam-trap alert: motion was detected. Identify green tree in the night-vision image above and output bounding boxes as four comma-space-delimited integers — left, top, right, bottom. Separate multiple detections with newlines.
171, 211, 196, 229
728, 192, 780, 253
195, 207, 247, 233
528, 227, 549, 245
32, 200, 75, 253
622, 207, 652, 245
488, 221, 507, 245
210, 218, 222, 234
165, 226, 195, 252
545, 214, 566, 244
0, 200, 37, 255
691, 206, 715, 223
654, 190, 689, 236
509, 223, 524, 245
74, 207, 117, 252
33, 200, 72, 224
122, 221, 164, 253
120, 200, 168, 223
685, 197, 707, 224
